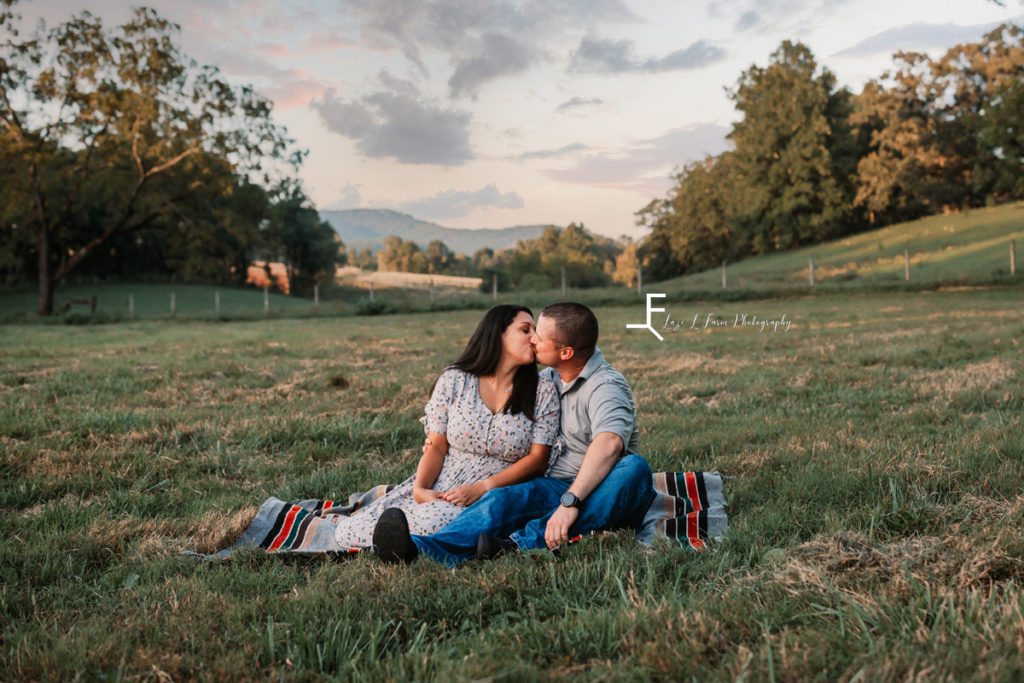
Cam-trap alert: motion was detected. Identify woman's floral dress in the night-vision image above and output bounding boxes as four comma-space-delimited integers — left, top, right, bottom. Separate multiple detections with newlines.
333, 367, 560, 548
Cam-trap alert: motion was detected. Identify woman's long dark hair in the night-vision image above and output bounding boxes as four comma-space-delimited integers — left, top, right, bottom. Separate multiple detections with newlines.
433, 304, 539, 420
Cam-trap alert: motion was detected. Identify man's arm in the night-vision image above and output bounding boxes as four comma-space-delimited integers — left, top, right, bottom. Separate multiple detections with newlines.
543, 431, 622, 549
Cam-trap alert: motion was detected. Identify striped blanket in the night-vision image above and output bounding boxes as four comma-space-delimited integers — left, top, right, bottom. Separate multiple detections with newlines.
196, 485, 392, 560
636, 471, 728, 550
199, 472, 727, 560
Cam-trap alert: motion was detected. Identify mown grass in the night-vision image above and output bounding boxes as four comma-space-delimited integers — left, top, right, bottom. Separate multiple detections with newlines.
1, 288, 1023, 680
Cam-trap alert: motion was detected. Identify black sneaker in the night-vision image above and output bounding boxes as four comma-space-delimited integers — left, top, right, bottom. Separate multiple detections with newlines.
373, 508, 418, 564
475, 534, 519, 560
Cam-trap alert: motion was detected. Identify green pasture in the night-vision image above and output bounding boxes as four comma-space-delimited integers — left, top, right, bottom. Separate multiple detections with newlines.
2, 288, 1023, 680
0, 283, 318, 323
670, 201, 1024, 291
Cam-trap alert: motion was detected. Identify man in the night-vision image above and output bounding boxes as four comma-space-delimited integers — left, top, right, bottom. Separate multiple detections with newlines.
373, 302, 654, 565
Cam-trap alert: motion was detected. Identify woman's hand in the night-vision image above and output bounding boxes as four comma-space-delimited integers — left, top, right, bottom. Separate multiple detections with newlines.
413, 486, 444, 504
441, 482, 488, 507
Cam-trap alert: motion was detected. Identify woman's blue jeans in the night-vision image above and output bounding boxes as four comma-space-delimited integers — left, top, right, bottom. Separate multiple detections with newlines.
411, 454, 654, 566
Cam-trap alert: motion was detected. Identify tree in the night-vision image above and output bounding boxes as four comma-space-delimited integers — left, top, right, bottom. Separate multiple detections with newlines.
638, 153, 746, 277
0, 5, 296, 314
976, 79, 1024, 198
424, 239, 454, 274
851, 52, 970, 223
376, 235, 428, 273
612, 241, 640, 287
265, 182, 344, 296
852, 23, 1024, 220
471, 247, 495, 274
728, 41, 857, 253
349, 247, 376, 270
938, 23, 1024, 202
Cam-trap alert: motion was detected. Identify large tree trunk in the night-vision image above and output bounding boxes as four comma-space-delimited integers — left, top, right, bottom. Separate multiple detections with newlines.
36, 225, 54, 317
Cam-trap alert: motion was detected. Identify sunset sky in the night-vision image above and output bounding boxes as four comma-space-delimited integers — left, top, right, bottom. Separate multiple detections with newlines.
16, 0, 1024, 239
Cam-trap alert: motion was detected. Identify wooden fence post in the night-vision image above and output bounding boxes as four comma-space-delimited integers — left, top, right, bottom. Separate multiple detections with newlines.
637, 264, 642, 294
264, 286, 268, 313
314, 285, 319, 306
722, 260, 727, 289
215, 290, 220, 315
561, 267, 566, 297
904, 248, 910, 281
1011, 240, 1016, 276
809, 256, 815, 286
492, 274, 497, 301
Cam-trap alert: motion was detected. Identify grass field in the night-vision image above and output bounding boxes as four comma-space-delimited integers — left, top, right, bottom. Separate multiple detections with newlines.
668, 201, 1024, 292
1, 287, 1022, 680
0, 283, 316, 323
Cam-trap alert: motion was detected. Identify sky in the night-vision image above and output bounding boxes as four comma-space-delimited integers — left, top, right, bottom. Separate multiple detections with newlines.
13, 0, 1024, 240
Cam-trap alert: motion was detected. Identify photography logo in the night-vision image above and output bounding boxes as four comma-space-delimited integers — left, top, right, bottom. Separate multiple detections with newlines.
626, 293, 666, 341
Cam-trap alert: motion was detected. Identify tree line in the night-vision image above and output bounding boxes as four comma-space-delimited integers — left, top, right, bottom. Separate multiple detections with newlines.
365, 224, 636, 292
638, 25, 1024, 280
0, 4, 343, 315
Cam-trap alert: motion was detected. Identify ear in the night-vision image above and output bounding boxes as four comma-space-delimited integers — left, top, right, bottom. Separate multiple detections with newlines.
559, 346, 575, 362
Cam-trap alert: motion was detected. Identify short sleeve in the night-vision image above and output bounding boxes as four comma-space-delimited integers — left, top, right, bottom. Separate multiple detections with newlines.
421, 368, 459, 435
530, 378, 560, 446
587, 373, 635, 450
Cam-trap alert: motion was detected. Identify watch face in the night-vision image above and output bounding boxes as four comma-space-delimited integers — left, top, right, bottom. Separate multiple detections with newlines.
560, 492, 578, 507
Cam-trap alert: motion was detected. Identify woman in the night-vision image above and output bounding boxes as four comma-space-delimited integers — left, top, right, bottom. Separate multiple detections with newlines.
333, 304, 559, 549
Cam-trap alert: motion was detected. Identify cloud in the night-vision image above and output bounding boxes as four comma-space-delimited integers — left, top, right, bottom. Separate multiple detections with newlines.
347, 0, 638, 57
543, 122, 731, 196
205, 49, 326, 109
557, 96, 604, 111
735, 11, 760, 30
515, 143, 589, 161
394, 184, 525, 220
569, 36, 727, 74
338, 0, 639, 92
310, 74, 474, 166
448, 33, 534, 98
832, 18, 1022, 58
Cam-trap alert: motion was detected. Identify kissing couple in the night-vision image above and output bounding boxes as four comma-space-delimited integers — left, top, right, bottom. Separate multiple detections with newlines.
333, 301, 654, 565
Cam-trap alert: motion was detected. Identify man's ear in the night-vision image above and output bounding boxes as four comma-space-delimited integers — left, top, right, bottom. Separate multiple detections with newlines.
560, 346, 575, 362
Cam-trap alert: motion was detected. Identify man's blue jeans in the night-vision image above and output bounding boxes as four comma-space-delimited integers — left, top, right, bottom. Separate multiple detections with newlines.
411, 454, 654, 566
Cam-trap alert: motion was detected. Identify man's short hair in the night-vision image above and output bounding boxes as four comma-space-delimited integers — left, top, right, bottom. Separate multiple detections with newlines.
541, 302, 598, 360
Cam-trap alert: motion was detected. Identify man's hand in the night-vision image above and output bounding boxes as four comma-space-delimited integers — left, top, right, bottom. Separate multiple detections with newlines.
441, 482, 487, 507
544, 505, 580, 549
413, 486, 444, 504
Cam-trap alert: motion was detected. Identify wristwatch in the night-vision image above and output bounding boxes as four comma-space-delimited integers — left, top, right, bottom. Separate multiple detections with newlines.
559, 492, 582, 508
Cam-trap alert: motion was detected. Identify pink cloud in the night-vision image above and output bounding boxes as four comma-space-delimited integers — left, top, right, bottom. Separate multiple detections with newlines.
263, 71, 328, 110
259, 42, 292, 57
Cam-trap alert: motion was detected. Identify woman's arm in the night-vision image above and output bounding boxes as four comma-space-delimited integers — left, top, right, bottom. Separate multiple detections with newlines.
441, 442, 551, 506
413, 431, 449, 503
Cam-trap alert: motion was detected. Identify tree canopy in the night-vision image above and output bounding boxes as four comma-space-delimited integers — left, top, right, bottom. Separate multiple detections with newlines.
0, 4, 312, 314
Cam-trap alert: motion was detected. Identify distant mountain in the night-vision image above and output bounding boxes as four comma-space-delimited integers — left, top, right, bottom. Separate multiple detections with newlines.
319, 209, 549, 255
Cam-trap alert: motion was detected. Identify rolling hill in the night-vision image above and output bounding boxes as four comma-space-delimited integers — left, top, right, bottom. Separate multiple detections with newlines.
319, 209, 549, 255
658, 200, 1024, 291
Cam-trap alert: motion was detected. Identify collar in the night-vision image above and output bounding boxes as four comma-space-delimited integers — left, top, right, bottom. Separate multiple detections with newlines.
557, 347, 604, 395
